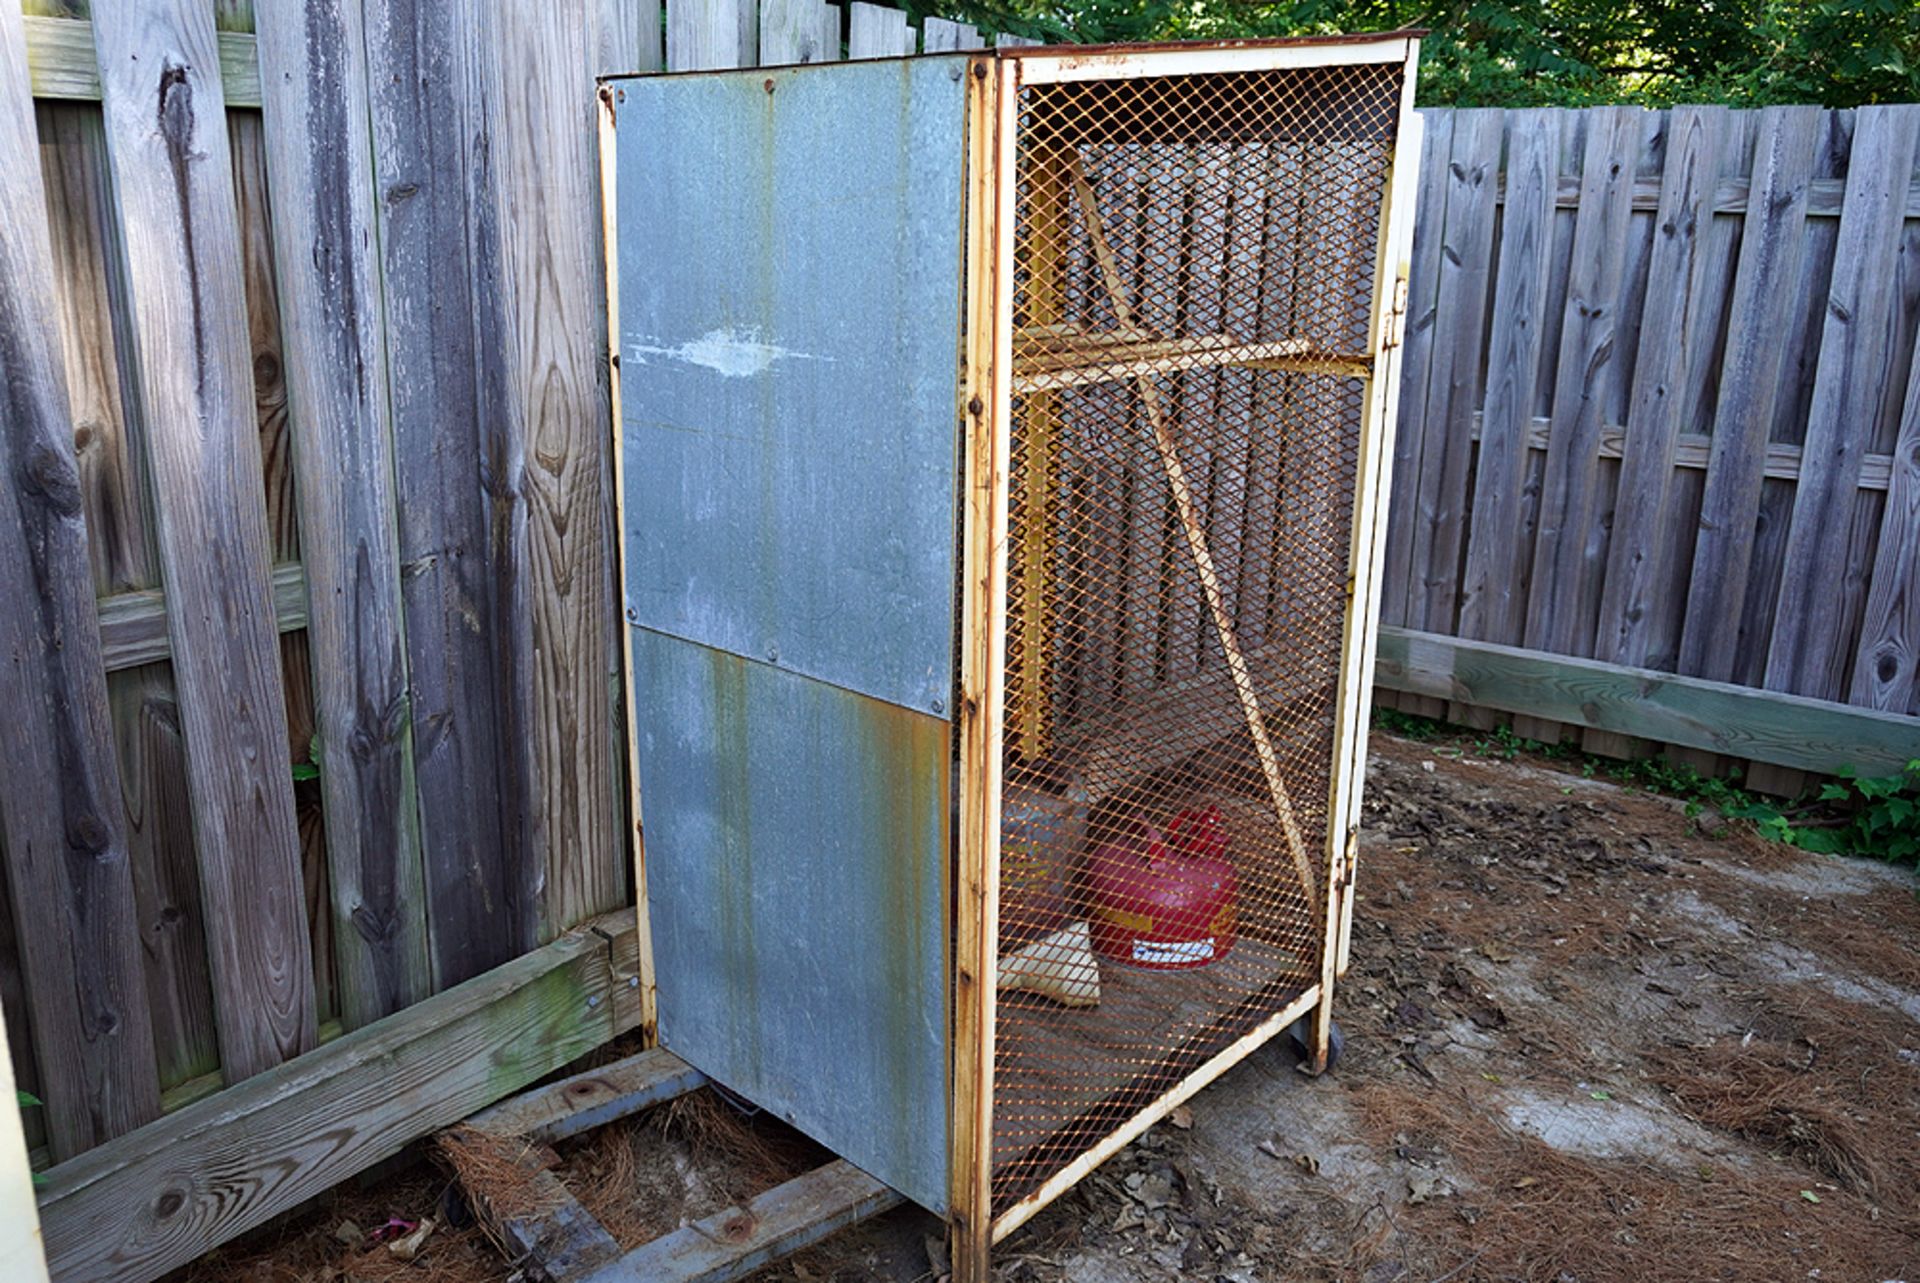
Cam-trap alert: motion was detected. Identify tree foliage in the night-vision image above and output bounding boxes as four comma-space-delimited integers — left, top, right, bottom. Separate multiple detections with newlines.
915, 0, 1920, 106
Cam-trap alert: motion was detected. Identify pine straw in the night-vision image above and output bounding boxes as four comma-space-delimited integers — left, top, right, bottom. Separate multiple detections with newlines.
435, 1125, 572, 1223
169, 1157, 502, 1283
1348, 1080, 1920, 1283
559, 1087, 827, 1250
1646, 993, 1920, 1203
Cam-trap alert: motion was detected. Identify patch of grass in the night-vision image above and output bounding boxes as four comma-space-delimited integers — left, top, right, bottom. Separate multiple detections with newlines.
1369, 709, 1920, 868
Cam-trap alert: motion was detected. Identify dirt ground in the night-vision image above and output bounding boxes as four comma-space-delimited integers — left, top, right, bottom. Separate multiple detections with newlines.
176, 732, 1920, 1283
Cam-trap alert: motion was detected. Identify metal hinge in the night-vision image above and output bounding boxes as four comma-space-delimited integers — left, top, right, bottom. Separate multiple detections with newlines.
1382, 275, 1409, 350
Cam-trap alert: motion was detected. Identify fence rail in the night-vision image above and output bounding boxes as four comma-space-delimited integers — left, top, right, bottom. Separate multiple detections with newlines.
1379, 103, 1920, 784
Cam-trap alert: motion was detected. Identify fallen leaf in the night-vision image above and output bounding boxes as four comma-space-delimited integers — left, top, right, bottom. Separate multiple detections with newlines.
1294, 1152, 1320, 1175
1589, 1090, 1612, 1101
1169, 1104, 1194, 1130
333, 1220, 365, 1248
1800, 1190, 1822, 1204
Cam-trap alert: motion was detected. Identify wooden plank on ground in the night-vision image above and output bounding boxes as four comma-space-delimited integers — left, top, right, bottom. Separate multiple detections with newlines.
1676, 107, 1824, 682
485, 0, 625, 939
36, 913, 642, 1283
1458, 109, 1557, 645
1374, 627, 1920, 778
253, 0, 431, 1029
846, 1, 910, 57
0, 3, 160, 1160
1850, 321, 1920, 710
1524, 106, 1645, 658
586, 1160, 902, 1283
91, 0, 316, 1080
1593, 106, 1729, 671
469, 1047, 705, 1144
443, 1124, 623, 1282
363, 0, 540, 988
1765, 105, 1920, 701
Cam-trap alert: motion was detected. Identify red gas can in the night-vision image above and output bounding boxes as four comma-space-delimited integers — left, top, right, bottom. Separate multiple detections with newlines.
1086, 807, 1237, 970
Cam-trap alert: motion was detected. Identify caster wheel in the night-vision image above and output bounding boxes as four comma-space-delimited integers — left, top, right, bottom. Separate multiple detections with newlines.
1286, 1015, 1345, 1072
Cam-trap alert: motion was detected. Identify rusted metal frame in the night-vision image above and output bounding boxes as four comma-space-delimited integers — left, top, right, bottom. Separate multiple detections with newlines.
989, 982, 1323, 1243
1010, 34, 1416, 85
1015, 327, 1310, 371
597, 81, 658, 1044
949, 52, 1016, 1283
1064, 153, 1321, 912
1312, 47, 1423, 1069
1011, 338, 1369, 392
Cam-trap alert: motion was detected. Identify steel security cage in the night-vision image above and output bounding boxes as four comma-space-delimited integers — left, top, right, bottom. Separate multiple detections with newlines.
953, 37, 1421, 1268
603, 35, 1419, 1283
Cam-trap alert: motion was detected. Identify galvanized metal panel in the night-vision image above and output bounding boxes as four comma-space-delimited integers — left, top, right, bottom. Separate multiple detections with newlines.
614, 56, 968, 715
630, 627, 950, 1213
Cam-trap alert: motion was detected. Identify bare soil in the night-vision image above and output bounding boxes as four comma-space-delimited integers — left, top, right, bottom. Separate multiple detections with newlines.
176, 733, 1920, 1283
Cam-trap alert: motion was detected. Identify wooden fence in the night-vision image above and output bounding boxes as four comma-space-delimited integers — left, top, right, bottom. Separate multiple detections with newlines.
1, 3, 1032, 1280
1377, 103, 1920, 786
0, 0, 639, 1167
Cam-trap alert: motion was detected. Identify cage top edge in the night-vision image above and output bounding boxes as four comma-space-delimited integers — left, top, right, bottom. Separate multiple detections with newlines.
988, 29, 1426, 61
598, 29, 1424, 85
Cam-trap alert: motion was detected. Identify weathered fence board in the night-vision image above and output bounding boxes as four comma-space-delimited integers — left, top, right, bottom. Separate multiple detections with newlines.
1524, 106, 1644, 659
922, 16, 982, 51
1458, 110, 1557, 647
91, 0, 317, 1079
36, 98, 222, 1094
1852, 333, 1920, 712
1592, 105, 1728, 673
1767, 107, 1920, 702
0, 1, 159, 1160
363, 0, 541, 988
1379, 102, 1920, 780
487, 0, 627, 940
847, 1, 910, 58
253, 0, 431, 1028
761, 0, 840, 63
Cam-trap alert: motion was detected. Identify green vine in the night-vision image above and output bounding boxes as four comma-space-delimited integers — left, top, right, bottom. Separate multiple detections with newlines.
1371, 708, 1920, 869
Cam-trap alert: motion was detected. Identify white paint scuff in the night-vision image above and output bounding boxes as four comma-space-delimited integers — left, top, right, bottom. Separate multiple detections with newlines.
626, 327, 829, 379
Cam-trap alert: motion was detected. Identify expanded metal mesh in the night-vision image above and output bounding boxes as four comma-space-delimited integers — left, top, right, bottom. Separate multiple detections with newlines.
988, 58, 1404, 1213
